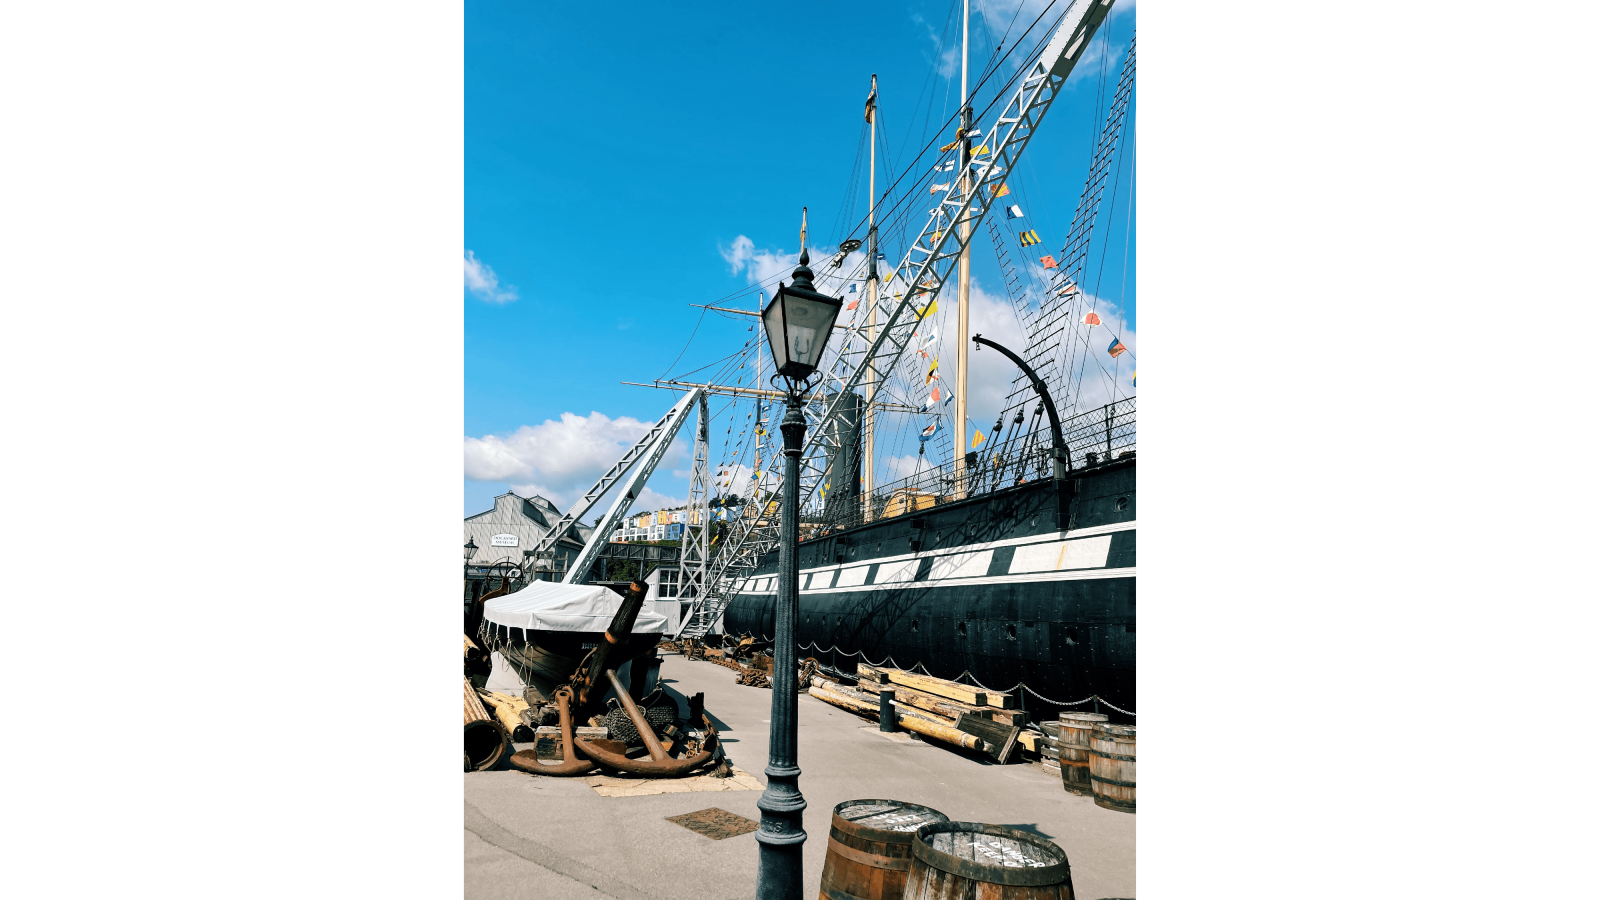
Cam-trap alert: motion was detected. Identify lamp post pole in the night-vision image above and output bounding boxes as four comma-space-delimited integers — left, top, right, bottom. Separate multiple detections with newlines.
755, 232, 843, 900
755, 388, 808, 900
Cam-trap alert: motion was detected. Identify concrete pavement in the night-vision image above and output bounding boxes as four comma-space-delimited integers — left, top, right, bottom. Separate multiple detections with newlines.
465, 653, 1134, 900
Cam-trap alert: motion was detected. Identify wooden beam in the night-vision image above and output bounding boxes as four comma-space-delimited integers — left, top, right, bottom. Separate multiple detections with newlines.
859, 663, 1015, 709
954, 713, 1022, 764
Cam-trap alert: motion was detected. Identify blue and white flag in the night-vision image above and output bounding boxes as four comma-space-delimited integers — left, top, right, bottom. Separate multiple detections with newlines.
1005, 204, 1025, 219
848, 283, 857, 293
919, 420, 942, 442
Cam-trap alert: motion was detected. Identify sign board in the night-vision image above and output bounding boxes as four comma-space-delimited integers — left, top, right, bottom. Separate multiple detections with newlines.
491, 534, 518, 547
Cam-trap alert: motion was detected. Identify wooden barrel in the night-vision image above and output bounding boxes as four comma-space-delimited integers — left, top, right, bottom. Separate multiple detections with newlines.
1057, 712, 1108, 794
819, 799, 949, 900
905, 821, 1074, 900
1089, 723, 1135, 813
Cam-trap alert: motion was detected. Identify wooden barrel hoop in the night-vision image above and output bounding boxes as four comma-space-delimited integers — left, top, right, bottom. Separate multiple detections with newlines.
910, 821, 1069, 887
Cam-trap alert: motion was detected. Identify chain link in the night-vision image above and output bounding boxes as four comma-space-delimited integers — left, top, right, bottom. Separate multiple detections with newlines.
1094, 695, 1136, 716
1021, 684, 1096, 706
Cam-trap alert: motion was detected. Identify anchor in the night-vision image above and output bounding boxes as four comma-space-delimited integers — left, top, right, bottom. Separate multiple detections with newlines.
508, 685, 595, 777
573, 669, 717, 777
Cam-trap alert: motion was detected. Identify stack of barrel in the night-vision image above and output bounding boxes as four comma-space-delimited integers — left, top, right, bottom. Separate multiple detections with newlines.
820, 799, 1077, 900
1053, 712, 1134, 814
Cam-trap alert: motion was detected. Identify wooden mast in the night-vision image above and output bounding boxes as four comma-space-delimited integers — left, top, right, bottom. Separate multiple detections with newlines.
953, 0, 972, 500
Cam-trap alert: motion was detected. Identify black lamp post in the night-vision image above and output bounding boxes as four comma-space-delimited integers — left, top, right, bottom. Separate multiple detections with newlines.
755, 241, 844, 900
464, 536, 479, 567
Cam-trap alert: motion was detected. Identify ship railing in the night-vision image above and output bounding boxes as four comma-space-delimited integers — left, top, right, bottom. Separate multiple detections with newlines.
801, 397, 1134, 535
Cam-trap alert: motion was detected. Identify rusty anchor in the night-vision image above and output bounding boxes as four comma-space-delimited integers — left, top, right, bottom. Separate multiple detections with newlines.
573, 669, 717, 777
508, 685, 595, 777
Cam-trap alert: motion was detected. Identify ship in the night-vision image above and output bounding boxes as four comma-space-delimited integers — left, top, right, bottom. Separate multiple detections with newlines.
700, 1, 1138, 720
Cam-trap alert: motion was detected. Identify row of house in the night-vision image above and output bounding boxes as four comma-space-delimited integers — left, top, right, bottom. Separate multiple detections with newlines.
611, 505, 744, 543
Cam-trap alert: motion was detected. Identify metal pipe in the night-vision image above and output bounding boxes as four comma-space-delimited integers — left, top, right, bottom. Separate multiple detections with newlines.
972, 334, 1066, 480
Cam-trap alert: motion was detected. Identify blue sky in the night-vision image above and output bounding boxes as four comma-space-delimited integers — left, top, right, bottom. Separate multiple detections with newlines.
465, 0, 1135, 518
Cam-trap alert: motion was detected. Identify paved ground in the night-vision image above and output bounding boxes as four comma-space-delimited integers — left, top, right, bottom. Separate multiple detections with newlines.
465, 653, 1135, 900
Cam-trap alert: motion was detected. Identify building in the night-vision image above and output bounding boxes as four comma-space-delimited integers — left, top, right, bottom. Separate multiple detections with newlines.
464, 490, 593, 584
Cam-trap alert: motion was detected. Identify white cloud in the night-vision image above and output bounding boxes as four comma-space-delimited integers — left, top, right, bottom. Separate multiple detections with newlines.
464, 411, 689, 511
464, 249, 518, 303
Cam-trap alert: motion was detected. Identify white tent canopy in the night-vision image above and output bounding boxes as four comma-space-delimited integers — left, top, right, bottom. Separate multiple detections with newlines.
482, 580, 667, 634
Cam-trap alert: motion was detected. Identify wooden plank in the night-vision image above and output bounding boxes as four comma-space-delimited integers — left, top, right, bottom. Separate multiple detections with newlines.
855, 662, 891, 685
855, 680, 985, 720
863, 666, 1015, 709
1015, 730, 1043, 753
954, 712, 1021, 764
982, 708, 1028, 727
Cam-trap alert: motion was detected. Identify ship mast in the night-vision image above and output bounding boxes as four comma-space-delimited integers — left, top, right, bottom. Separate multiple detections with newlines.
863, 74, 878, 517
953, 0, 972, 500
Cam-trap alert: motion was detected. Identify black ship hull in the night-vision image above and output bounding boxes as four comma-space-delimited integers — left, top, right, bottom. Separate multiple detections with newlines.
723, 458, 1134, 721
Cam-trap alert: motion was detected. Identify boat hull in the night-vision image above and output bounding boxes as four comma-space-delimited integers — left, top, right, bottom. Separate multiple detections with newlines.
724, 458, 1135, 720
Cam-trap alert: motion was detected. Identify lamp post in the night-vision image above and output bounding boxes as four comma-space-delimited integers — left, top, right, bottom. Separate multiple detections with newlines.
464, 537, 479, 566
755, 235, 844, 900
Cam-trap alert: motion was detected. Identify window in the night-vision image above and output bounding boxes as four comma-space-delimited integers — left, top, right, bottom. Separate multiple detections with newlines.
660, 568, 681, 598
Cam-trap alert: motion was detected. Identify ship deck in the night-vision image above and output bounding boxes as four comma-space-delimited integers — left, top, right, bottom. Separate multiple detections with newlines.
465, 652, 1136, 899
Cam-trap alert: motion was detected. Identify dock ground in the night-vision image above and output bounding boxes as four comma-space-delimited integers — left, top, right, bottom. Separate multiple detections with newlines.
466, 653, 1135, 900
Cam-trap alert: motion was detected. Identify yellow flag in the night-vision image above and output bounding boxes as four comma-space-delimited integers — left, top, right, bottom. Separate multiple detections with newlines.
940, 138, 960, 153
972, 429, 987, 450
972, 144, 989, 156
918, 299, 939, 320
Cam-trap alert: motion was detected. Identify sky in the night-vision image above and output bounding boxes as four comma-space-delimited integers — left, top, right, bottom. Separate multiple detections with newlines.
465, 0, 1135, 519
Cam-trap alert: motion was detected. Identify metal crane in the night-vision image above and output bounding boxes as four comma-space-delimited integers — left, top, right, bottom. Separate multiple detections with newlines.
676, 0, 1119, 637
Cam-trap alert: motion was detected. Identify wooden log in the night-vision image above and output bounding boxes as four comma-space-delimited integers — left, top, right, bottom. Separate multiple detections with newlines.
953, 712, 1022, 763
855, 662, 891, 685
807, 682, 983, 752
463, 677, 510, 771
1015, 730, 1044, 753
858, 664, 1014, 708
856, 680, 985, 720
820, 800, 950, 900
477, 691, 535, 742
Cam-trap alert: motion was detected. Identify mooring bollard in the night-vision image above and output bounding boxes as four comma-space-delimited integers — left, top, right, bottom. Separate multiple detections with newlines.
879, 688, 896, 732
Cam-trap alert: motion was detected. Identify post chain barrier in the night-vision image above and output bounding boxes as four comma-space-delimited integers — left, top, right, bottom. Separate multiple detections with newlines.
738, 636, 1137, 716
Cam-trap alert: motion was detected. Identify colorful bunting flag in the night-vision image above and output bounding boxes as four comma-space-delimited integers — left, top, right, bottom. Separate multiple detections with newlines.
917, 299, 939, 320
930, 182, 950, 194
1039, 255, 1058, 268
845, 298, 858, 310
1081, 311, 1102, 326
972, 144, 989, 156
938, 160, 955, 172
919, 420, 942, 442
1107, 337, 1127, 358
1005, 204, 1024, 219
848, 283, 857, 293
1056, 279, 1079, 295
965, 128, 983, 138
925, 359, 940, 384
1132, 370, 1137, 387
1018, 230, 1042, 247
940, 138, 960, 152
972, 429, 987, 450
992, 182, 1011, 198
